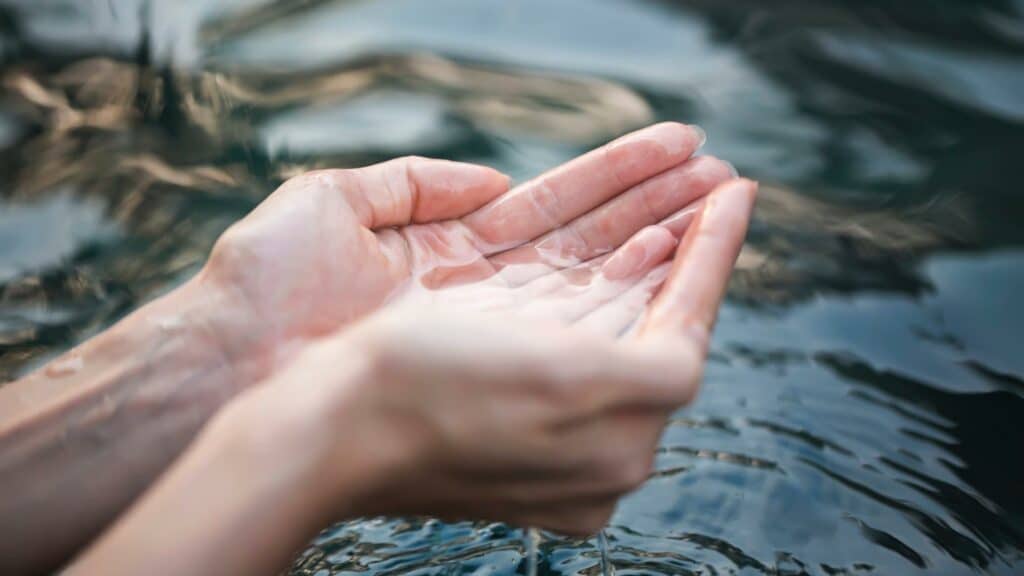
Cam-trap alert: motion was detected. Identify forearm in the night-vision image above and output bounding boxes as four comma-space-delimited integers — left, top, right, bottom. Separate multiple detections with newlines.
67, 376, 375, 576
0, 277, 253, 575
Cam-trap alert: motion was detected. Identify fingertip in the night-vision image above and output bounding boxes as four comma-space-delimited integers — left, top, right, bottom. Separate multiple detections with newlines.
605, 123, 705, 183
602, 225, 677, 281
723, 160, 739, 178
690, 124, 707, 150
479, 165, 513, 192
641, 122, 706, 157
728, 177, 758, 195
409, 158, 508, 189
684, 156, 736, 192
733, 178, 759, 213
470, 163, 514, 193
645, 224, 679, 252
635, 176, 756, 341
705, 177, 758, 213
499, 171, 513, 190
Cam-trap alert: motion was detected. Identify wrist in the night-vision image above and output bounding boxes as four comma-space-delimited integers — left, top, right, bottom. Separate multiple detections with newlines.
211, 366, 386, 526
0, 268, 272, 574
169, 273, 278, 392
200, 385, 342, 529
236, 333, 427, 521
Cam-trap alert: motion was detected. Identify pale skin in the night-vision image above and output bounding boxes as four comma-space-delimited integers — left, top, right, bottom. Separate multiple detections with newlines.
0, 123, 756, 575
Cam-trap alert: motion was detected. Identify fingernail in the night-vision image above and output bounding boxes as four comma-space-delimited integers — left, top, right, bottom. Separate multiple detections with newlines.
691, 125, 707, 149
746, 178, 760, 197
723, 161, 739, 178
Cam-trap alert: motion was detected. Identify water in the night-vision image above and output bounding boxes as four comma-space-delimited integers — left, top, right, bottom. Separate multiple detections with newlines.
526, 528, 539, 576
523, 529, 612, 576
2, 1, 1023, 574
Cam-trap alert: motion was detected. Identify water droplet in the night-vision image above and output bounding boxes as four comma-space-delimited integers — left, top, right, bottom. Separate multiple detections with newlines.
598, 529, 615, 576
525, 527, 540, 576
45, 355, 83, 378
157, 316, 184, 332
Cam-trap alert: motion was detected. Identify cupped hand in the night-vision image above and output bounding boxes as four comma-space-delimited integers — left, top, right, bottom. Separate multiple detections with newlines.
198, 123, 733, 378
245, 178, 757, 536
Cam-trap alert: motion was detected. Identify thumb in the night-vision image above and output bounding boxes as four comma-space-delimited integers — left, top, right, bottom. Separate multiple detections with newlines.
338, 157, 510, 229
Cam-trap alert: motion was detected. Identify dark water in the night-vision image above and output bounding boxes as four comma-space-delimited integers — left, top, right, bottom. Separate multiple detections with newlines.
2, 1, 1024, 574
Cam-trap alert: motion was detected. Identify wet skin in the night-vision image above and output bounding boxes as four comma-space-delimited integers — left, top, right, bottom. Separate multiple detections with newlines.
198, 123, 732, 374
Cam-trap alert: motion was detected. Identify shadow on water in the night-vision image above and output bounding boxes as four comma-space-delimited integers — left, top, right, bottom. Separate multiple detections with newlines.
1, 1, 1022, 574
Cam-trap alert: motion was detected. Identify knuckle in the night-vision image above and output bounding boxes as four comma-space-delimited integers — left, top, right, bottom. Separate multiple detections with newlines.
531, 181, 565, 227
207, 224, 255, 275
639, 179, 670, 219
286, 168, 344, 193
388, 157, 418, 189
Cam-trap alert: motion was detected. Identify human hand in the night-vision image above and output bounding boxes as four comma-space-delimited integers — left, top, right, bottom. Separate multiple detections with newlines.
195, 123, 732, 381
232, 177, 757, 536
64, 177, 754, 576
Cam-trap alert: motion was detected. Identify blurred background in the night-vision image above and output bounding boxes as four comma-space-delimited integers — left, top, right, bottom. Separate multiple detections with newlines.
1, 0, 1023, 574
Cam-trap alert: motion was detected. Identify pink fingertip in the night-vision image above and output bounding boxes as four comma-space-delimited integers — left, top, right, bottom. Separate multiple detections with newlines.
602, 226, 677, 281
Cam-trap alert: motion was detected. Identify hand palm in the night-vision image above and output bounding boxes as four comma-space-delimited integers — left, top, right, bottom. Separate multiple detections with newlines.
205, 123, 734, 350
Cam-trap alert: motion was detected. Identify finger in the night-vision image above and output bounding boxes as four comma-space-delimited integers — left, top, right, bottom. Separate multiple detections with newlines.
332, 156, 510, 229
638, 178, 758, 345
488, 156, 732, 286
601, 226, 678, 282
569, 194, 706, 335
515, 223, 675, 299
658, 197, 706, 238
576, 262, 672, 338
384, 219, 501, 290
506, 192, 706, 293
462, 123, 705, 251
511, 226, 678, 325
584, 199, 708, 327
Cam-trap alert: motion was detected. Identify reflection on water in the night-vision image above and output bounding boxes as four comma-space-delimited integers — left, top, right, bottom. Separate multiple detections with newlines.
1, 0, 1022, 574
